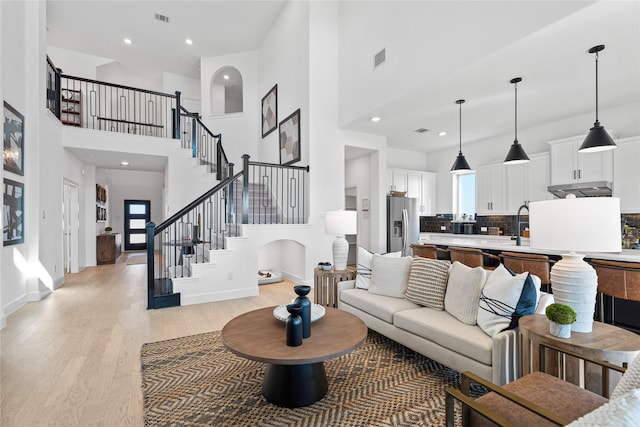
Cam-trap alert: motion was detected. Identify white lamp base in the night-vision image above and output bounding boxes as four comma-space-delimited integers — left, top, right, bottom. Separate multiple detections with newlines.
550, 253, 597, 333
332, 236, 348, 271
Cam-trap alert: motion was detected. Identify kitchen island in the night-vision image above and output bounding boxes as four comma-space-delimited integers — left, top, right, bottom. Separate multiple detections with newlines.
417, 233, 640, 263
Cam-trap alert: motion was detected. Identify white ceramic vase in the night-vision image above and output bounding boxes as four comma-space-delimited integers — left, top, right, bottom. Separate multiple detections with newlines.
549, 321, 572, 338
550, 253, 597, 333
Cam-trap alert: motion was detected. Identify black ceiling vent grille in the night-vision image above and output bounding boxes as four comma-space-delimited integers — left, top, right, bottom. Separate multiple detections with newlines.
374, 48, 386, 69
155, 13, 170, 23
414, 128, 431, 133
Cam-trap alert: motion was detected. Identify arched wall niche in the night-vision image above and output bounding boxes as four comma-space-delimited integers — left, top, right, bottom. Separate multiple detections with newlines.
209, 66, 243, 116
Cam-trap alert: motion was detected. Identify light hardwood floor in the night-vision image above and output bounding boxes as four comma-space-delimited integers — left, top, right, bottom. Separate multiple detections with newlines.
1, 253, 302, 426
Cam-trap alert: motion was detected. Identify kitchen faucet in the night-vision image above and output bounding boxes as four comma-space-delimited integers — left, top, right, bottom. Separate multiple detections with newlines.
516, 204, 529, 246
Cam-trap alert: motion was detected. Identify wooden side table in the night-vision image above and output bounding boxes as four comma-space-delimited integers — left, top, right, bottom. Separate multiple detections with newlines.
519, 314, 640, 395
314, 268, 355, 308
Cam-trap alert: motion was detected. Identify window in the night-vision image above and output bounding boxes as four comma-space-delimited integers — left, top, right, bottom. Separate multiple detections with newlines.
454, 173, 476, 220
210, 66, 243, 115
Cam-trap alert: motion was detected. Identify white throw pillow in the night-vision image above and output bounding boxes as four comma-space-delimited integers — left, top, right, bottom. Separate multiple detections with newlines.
611, 353, 640, 400
355, 246, 401, 289
444, 261, 487, 325
367, 254, 413, 298
477, 264, 528, 337
404, 257, 451, 310
567, 388, 640, 427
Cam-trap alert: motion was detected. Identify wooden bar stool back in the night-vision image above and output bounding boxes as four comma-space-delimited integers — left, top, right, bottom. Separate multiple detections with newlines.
500, 251, 553, 292
410, 243, 445, 259
448, 246, 499, 269
591, 259, 640, 323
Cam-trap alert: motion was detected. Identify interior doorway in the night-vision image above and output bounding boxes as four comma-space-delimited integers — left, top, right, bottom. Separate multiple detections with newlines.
62, 180, 79, 273
345, 187, 357, 265
124, 200, 150, 251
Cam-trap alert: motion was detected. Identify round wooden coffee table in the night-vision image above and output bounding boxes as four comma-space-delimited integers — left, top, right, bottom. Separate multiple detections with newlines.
221, 306, 367, 408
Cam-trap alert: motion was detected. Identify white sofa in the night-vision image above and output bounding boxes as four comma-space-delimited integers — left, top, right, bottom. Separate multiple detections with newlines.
338, 253, 553, 386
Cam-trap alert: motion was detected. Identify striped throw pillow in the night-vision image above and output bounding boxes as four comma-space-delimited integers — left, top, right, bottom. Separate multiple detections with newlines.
404, 257, 451, 310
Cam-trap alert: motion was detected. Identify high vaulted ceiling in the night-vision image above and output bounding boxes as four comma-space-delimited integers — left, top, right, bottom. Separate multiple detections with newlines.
47, 0, 640, 167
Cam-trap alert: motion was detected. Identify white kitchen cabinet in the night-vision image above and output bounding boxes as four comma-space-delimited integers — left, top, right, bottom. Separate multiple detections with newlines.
506, 153, 552, 212
388, 168, 436, 215
613, 136, 640, 213
476, 163, 506, 215
549, 137, 613, 185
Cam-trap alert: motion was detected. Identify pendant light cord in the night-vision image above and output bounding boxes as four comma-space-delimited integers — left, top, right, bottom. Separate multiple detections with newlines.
459, 101, 462, 154
595, 50, 599, 123
514, 81, 518, 141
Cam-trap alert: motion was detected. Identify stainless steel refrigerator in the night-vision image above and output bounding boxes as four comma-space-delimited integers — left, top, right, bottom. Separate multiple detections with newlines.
387, 196, 419, 256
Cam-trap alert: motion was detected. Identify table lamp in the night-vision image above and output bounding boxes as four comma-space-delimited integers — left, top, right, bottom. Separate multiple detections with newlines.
529, 196, 621, 333
325, 210, 357, 271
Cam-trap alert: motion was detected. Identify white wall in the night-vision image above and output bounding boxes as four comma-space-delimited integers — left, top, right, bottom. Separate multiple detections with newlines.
96, 61, 163, 92
162, 72, 200, 113
200, 51, 259, 164
387, 148, 429, 171
46, 46, 113, 80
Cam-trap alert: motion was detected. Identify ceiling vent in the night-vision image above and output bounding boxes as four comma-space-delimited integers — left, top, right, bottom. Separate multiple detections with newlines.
414, 128, 431, 133
374, 48, 386, 69
154, 13, 170, 23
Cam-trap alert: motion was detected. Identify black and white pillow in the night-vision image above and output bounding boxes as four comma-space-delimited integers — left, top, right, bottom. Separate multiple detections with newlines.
355, 246, 401, 289
404, 257, 451, 310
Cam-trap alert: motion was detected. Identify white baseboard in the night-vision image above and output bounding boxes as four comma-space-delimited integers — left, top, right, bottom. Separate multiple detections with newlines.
3, 294, 28, 318
180, 286, 259, 306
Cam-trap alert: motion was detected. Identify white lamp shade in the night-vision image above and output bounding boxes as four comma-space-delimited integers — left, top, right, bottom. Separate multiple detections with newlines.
529, 197, 621, 253
529, 196, 621, 333
325, 210, 357, 236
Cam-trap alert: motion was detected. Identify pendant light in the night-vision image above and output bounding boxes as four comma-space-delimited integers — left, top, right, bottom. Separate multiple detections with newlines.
579, 45, 616, 153
503, 77, 530, 165
450, 99, 473, 174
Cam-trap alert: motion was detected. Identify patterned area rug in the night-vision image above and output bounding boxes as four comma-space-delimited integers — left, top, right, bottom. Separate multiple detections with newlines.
141, 329, 483, 426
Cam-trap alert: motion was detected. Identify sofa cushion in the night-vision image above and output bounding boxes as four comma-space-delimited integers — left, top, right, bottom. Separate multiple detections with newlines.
356, 246, 401, 289
394, 307, 493, 365
404, 257, 451, 310
368, 254, 413, 298
444, 261, 487, 325
477, 264, 529, 337
340, 288, 420, 323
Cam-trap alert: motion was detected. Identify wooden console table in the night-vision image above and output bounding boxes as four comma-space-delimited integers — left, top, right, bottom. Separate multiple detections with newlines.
314, 268, 355, 308
519, 314, 640, 395
96, 233, 121, 264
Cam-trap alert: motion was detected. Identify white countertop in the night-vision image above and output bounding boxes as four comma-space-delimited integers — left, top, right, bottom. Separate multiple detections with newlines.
418, 232, 640, 263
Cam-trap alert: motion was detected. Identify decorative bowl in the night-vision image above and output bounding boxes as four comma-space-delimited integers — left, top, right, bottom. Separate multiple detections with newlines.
273, 304, 326, 322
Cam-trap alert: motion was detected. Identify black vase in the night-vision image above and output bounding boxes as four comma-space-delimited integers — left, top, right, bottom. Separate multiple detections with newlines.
294, 285, 312, 338
285, 303, 303, 346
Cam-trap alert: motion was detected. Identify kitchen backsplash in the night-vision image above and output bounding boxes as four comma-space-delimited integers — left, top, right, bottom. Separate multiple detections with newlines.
421, 213, 640, 236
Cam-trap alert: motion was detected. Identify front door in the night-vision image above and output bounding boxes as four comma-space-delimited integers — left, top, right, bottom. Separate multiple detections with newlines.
124, 200, 150, 251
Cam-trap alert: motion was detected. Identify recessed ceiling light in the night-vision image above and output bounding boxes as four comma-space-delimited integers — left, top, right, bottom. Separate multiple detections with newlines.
124, 38, 132, 45
223, 75, 230, 80
185, 39, 193, 45
370, 116, 381, 122
120, 161, 130, 166
438, 131, 447, 136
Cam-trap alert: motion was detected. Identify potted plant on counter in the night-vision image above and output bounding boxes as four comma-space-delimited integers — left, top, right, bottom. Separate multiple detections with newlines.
104, 226, 112, 234
545, 303, 576, 338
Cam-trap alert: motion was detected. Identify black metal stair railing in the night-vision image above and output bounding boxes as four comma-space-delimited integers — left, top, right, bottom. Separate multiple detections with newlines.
146, 154, 310, 309
178, 106, 229, 180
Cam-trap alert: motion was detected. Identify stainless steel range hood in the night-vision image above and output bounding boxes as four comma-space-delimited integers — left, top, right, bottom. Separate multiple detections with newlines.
547, 181, 613, 198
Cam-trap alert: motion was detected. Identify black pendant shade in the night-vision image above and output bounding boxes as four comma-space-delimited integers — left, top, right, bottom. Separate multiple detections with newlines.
450, 99, 473, 174
579, 45, 617, 153
504, 77, 530, 165
504, 140, 530, 165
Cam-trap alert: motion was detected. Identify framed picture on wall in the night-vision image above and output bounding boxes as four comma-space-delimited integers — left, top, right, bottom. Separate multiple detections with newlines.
262, 84, 278, 138
3, 178, 24, 246
279, 108, 301, 166
3, 101, 25, 176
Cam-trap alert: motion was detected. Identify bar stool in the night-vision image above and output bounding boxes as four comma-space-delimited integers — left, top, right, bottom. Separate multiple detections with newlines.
448, 246, 500, 269
590, 259, 640, 324
410, 243, 448, 260
500, 251, 554, 292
